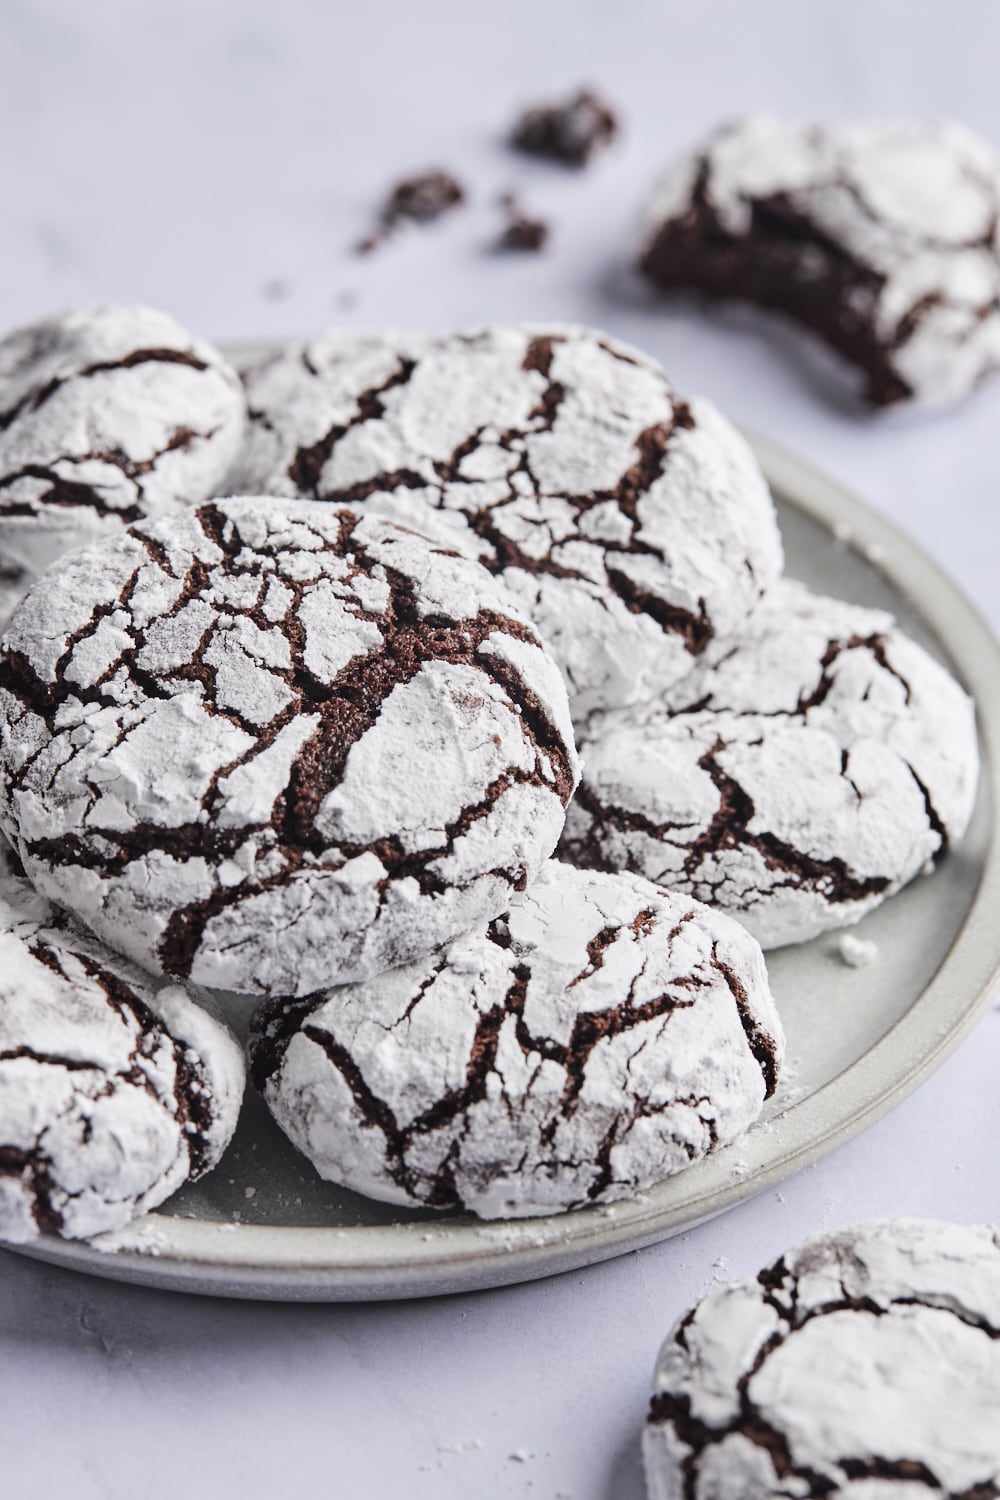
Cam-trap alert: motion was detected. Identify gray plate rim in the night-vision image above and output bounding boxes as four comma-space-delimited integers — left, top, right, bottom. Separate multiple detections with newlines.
10, 426, 1000, 1300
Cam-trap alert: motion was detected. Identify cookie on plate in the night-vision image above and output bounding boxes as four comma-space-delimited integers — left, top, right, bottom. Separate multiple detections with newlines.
0, 843, 244, 1244
0, 498, 578, 997
638, 116, 1000, 408
644, 1218, 1000, 1498
0, 304, 246, 622
232, 324, 783, 721
249, 861, 783, 1219
560, 580, 978, 948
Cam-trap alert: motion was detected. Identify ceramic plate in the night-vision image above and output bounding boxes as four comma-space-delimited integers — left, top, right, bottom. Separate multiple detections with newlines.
11, 421, 1000, 1301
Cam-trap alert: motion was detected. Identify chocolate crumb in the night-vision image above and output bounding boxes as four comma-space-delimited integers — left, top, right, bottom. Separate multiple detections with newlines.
497, 192, 549, 252
510, 88, 619, 166
357, 169, 466, 253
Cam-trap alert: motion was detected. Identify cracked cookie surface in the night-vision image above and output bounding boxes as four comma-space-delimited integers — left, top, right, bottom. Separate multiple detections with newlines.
0, 497, 578, 997
0, 842, 244, 1244
0, 304, 246, 623
231, 323, 783, 721
248, 860, 783, 1219
560, 580, 978, 948
643, 1218, 1000, 1499
639, 115, 1000, 408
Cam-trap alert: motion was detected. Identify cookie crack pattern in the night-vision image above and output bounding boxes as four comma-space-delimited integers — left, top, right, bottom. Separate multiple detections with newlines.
564, 738, 890, 916
0, 424, 215, 522
0, 1144, 65, 1234
286, 357, 418, 496
0, 498, 576, 993
0, 345, 210, 434
252, 865, 782, 1216
689, 740, 890, 906
710, 946, 779, 1098
648, 1231, 1000, 1500
236, 324, 783, 719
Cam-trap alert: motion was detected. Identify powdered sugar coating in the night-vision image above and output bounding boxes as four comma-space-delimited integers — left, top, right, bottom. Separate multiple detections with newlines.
561, 580, 978, 948
249, 861, 783, 1219
0, 304, 247, 622
644, 1218, 1000, 1498
639, 116, 1000, 407
0, 842, 244, 1244
232, 324, 783, 721
0, 497, 578, 997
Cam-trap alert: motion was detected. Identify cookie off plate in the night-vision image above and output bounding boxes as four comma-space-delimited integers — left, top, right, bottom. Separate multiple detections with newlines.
9, 357, 1000, 1301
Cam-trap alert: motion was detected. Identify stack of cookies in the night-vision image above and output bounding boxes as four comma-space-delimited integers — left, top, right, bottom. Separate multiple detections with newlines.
0, 301, 978, 1240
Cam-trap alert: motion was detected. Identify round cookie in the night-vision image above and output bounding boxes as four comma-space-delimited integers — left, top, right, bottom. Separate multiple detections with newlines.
232, 323, 783, 721
644, 1218, 1000, 1499
560, 579, 979, 948
0, 497, 578, 997
248, 861, 783, 1219
639, 115, 1000, 408
0, 303, 246, 623
0, 842, 244, 1244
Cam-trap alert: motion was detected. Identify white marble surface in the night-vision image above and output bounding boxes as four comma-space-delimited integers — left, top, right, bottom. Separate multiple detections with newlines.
2, 2, 999, 1496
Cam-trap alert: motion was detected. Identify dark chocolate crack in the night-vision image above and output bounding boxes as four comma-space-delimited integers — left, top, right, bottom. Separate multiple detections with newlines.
649, 1253, 1000, 1500
2, 502, 575, 981
287, 358, 417, 497
562, 737, 891, 916
0, 929, 222, 1234
270, 331, 716, 657
255, 895, 754, 1210
0, 346, 209, 435
0, 421, 218, 522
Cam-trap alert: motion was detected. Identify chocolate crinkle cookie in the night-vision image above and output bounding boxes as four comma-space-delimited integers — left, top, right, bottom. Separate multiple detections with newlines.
639, 115, 1000, 408
0, 304, 246, 624
560, 580, 978, 948
249, 861, 783, 1219
0, 497, 578, 998
0, 842, 244, 1244
644, 1218, 1000, 1499
232, 323, 783, 722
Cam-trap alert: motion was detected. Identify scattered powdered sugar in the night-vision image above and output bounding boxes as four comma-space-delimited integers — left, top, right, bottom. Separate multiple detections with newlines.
836, 932, 880, 968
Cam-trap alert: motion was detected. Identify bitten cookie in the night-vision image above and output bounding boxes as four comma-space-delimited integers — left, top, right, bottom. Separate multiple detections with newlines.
560, 580, 978, 948
644, 1218, 1000, 1499
0, 843, 244, 1244
0, 304, 246, 622
638, 116, 1000, 408
232, 324, 783, 721
249, 861, 783, 1219
0, 498, 578, 997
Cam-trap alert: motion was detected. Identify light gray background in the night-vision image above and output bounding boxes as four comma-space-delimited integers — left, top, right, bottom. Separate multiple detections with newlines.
2, 2, 999, 1496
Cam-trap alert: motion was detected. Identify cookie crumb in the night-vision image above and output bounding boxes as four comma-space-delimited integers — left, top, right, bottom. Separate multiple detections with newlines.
261, 278, 290, 301
510, 87, 619, 166
497, 192, 549, 252
837, 932, 880, 968
357, 169, 465, 253
509, 1449, 533, 1463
